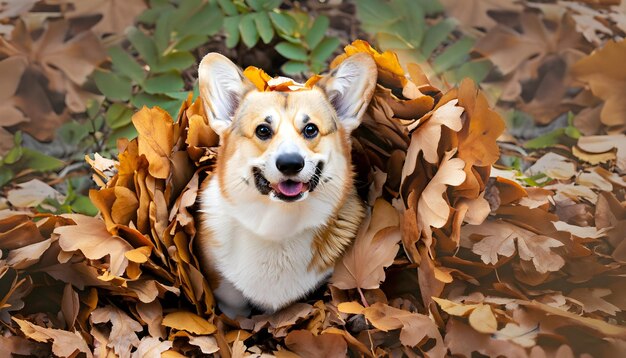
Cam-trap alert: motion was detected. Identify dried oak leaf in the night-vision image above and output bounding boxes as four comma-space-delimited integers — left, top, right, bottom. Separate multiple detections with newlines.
463, 220, 565, 273
417, 150, 466, 239
568, 288, 620, 316
54, 214, 133, 276
331, 199, 400, 290
62, 0, 147, 36
572, 39, 626, 133
284, 330, 347, 358
347, 302, 444, 354
162, 311, 216, 335
445, 319, 528, 358
432, 297, 498, 334
133, 337, 173, 357
575, 134, 626, 171
131, 106, 175, 179
439, 0, 522, 29
91, 305, 143, 357
402, 99, 463, 174
12, 317, 92, 358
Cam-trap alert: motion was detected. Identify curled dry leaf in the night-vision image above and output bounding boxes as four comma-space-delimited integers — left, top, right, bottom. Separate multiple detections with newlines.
91, 305, 143, 357
331, 199, 400, 290
12, 317, 92, 358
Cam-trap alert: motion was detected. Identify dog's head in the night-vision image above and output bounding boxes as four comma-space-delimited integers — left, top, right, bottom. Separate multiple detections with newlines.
198, 53, 376, 208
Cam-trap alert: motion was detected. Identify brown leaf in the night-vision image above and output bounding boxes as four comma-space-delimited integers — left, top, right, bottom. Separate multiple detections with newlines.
463, 220, 565, 273
13, 317, 92, 358
418, 150, 466, 237
55, 214, 133, 276
91, 305, 143, 357
132, 337, 173, 358
285, 330, 347, 358
572, 39, 626, 133
64, 0, 147, 35
162, 311, 216, 335
331, 199, 400, 290
132, 106, 175, 179
439, 0, 522, 28
568, 288, 620, 315
363, 302, 444, 355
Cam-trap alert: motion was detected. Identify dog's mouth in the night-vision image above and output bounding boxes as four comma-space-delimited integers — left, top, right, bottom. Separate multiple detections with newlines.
253, 163, 324, 202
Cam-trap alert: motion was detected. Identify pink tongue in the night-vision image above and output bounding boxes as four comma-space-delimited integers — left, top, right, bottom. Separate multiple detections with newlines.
277, 181, 304, 197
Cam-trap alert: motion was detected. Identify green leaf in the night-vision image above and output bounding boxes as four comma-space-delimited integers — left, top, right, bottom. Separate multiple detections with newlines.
269, 11, 296, 35
105, 104, 134, 130
239, 13, 260, 48
70, 195, 98, 216
109, 46, 145, 83
355, 0, 395, 33
524, 129, 566, 149
132, 93, 182, 118
153, 52, 195, 72
3, 133, 23, 164
275, 41, 308, 61
281, 61, 309, 75
93, 70, 133, 101
311, 37, 340, 65
451, 59, 491, 83
107, 123, 138, 147
421, 18, 456, 58
177, 3, 223, 37
217, 0, 238, 16
255, 12, 274, 44
305, 16, 329, 49
142, 72, 185, 94
246, 0, 263, 11
127, 27, 159, 67
19, 148, 64, 172
262, 0, 282, 10
57, 120, 91, 146
224, 16, 241, 48
0, 166, 13, 188
153, 12, 173, 54
174, 35, 210, 51
432, 36, 474, 73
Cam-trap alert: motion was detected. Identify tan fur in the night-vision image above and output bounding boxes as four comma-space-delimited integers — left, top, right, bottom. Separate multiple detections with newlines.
309, 188, 365, 272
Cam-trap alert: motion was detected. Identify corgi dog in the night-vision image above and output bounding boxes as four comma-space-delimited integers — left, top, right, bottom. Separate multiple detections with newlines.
196, 52, 377, 318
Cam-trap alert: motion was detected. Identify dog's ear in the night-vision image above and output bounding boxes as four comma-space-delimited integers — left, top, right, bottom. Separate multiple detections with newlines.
198, 53, 252, 136
318, 53, 377, 133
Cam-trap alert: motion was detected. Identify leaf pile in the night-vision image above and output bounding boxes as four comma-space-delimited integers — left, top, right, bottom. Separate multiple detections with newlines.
0, 40, 625, 357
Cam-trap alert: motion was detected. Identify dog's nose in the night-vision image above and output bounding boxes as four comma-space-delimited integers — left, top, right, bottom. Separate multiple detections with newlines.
276, 153, 305, 175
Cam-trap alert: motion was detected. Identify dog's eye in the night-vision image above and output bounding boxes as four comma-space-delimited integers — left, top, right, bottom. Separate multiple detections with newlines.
255, 124, 272, 140
302, 123, 319, 139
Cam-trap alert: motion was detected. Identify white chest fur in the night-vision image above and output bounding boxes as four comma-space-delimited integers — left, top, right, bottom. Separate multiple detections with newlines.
198, 178, 334, 315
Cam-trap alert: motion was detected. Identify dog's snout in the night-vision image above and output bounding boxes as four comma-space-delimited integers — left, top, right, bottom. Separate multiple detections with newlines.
276, 153, 305, 175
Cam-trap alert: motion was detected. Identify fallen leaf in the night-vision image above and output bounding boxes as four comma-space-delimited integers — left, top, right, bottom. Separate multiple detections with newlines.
417, 150, 466, 237
568, 288, 620, 315
188, 336, 220, 354
572, 39, 626, 133
162, 311, 216, 335
131, 106, 175, 179
54, 214, 133, 276
91, 305, 143, 357
64, 0, 147, 35
284, 330, 347, 358
464, 220, 565, 273
132, 337, 173, 358
12, 317, 92, 358
331, 199, 400, 290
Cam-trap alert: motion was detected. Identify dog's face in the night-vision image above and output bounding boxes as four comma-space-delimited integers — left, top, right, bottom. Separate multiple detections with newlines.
198, 53, 376, 207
